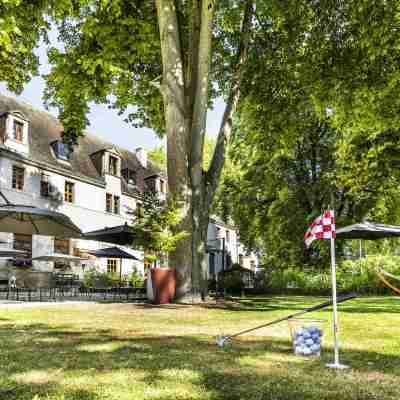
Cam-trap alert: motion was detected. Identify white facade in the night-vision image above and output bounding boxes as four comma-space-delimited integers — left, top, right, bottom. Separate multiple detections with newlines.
0, 149, 144, 280
0, 109, 148, 282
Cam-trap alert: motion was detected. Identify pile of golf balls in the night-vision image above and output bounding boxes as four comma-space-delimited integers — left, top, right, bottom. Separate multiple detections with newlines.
292, 325, 323, 356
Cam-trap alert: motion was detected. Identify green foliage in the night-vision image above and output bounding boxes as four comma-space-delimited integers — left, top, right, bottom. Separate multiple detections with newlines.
219, 9, 400, 265
0, 0, 50, 93
128, 267, 145, 288
147, 136, 217, 170
83, 267, 118, 288
265, 256, 400, 295
130, 195, 188, 265
147, 145, 166, 169
219, 266, 245, 294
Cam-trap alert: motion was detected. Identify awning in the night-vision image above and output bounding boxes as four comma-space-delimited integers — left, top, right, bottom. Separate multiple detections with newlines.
83, 223, 136, 245
87, 246, 140, 260
0, 248, 27, 258
32, 253, 88, 263
0, 205, 82, 238
336, 221, 400, 240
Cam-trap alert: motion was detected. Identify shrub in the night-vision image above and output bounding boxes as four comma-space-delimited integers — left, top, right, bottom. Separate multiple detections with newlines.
129, 267, 145, 287
220, 270, 244, 293
83, 268, 118, 288
264, 256, 400, 295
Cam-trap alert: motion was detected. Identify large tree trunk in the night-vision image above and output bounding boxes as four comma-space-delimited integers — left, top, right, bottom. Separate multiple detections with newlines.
156, 0, 253, 302
156, 0, 194, 301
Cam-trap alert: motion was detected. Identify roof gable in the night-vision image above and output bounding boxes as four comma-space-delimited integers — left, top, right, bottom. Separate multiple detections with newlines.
0, 94, 165, 195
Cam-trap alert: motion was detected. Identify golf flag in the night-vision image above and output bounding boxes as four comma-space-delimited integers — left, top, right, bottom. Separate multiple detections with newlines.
304, 210, 348, 369
304, 210, 336, 247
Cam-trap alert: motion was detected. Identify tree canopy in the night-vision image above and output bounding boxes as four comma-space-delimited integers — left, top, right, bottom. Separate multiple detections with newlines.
217, 0, 400, 267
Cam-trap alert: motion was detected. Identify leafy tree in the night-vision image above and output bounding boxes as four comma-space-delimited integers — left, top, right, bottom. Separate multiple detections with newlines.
129, 194, 189, 268
221, 108, 400, 268
148, 145, 166, 169
2, 0, 400, 300
148, 136, 217, 170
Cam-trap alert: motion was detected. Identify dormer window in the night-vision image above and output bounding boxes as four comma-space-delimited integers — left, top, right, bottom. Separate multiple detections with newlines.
51, 140, 71, 161
122, 168, 136, 185
1, 111, 29, 152
13, 120, 24, 142
108, 155, 119, 176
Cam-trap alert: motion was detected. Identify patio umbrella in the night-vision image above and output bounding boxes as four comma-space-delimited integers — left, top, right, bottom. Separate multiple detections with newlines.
32, 253, 88, 263
0, 205, 82, 238
336, 221, 400, 240
87, 246, 140, 284
84, 223, 136, 245
0, 248, 27, 258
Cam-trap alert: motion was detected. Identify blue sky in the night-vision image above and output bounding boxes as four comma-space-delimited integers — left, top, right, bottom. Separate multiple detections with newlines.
0, 36, 225, 152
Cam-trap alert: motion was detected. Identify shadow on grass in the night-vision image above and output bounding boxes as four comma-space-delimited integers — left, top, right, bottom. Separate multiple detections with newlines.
0, 321, 399, 400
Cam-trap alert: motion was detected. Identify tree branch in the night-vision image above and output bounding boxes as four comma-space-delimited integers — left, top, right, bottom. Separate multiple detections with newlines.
205, 0, 254, 206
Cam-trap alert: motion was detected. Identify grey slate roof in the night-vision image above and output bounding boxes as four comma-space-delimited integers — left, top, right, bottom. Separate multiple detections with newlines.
0, 94, 164, 197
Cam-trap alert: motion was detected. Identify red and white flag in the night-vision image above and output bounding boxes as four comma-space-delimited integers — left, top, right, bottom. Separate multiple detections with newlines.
304, 210, 336, 247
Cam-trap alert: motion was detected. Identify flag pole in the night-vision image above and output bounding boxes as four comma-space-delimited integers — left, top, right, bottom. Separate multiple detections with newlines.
326, 210, 349, 369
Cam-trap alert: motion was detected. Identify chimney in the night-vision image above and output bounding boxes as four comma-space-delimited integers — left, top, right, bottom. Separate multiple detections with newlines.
135, 147, 147, 168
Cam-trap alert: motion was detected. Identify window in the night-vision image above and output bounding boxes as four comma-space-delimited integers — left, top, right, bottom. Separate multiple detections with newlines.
113, 196, 120, 214
107, 258, 118, 274
40, 174, 50, 197
122, 169, 136, 185
64, 181, 74, 203
108, 155, 118, 175
106, 194, 120, 214
106, 193, 113, 213
51, 141, 71, 161
13, 234, 32, 267
160, 180, 165, 193
226, 230, 230, 243
209, 253, 215, 275
13, 120, 24, 142
239, 254, 244, 267
12, 166, 24, 190
250, 260, 256, 271
55, 238, 70, 255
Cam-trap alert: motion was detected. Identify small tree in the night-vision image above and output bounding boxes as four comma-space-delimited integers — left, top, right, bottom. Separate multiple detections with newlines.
130, 194, 188, 269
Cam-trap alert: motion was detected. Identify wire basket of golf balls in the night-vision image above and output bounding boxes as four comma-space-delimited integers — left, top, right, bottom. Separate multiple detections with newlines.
288, 318, 325, 357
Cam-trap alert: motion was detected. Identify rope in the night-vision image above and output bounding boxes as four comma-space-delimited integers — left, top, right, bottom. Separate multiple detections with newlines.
379, 269, 400, 282
376, 271, 400, 296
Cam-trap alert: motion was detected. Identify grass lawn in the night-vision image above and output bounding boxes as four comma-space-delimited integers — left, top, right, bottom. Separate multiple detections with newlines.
0, 296, 399, 400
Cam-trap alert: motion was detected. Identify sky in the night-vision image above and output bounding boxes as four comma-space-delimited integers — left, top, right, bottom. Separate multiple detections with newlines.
0, 36, 225, 152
